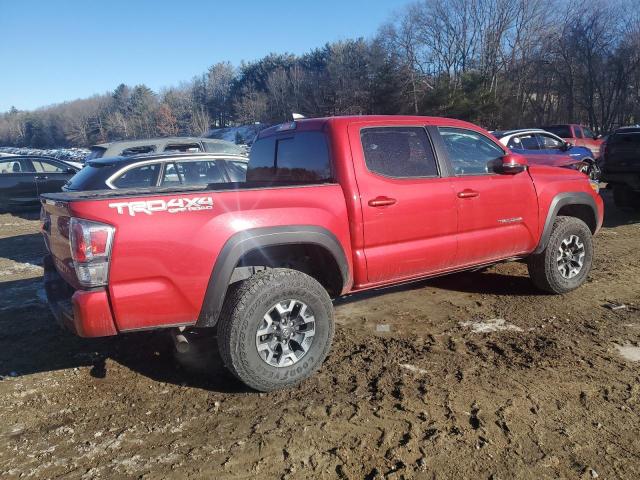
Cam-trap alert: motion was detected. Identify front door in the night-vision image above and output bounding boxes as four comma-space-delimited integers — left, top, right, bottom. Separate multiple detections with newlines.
0, 158, 39, 208
349, 123, 458, 285
436, 127, 539, 267
30, 158, 75, 195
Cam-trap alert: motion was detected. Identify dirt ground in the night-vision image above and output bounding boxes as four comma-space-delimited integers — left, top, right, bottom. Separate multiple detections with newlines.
1, 190, 639, 479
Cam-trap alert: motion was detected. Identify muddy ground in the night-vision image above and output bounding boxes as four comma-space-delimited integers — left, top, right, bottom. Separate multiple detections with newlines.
1, 191, 639, 479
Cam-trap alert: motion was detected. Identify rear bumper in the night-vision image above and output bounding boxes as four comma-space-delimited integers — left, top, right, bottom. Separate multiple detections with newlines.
44, 255, 118, 337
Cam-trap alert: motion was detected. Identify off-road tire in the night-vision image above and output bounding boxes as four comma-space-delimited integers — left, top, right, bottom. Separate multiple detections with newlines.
217, 268, 334, 392
613, 184, 638, 211
527, 216, 593, 294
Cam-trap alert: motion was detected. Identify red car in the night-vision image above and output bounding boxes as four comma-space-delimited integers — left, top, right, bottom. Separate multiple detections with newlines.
41, 116, 603, 391
542, 124, 604, 159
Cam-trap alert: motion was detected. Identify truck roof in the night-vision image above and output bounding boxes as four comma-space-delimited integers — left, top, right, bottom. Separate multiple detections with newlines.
257, 115, 487, 139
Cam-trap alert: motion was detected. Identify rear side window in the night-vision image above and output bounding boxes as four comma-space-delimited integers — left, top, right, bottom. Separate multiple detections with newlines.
508, 134, 540, 150
247, 132, 331, 184
439, 127, 505, 175
161, 160, 228, 186
111, 163, 160, 188
360, 127, 438, 178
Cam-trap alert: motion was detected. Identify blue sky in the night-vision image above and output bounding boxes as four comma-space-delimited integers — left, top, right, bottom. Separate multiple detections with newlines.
0, 0, 411, 112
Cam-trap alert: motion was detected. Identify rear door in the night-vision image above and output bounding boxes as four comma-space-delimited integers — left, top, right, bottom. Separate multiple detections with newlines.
349, 122, 458, 285
437, 127, 539, 266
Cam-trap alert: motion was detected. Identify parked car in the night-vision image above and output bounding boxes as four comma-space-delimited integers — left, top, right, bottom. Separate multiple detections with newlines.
63, 153, 248, 192
0, 155, 79, 211
41, 115, 603, 392
600, 126, 640, 210
86, 137, 245, 161
492, 128, 600, 180
541, 124, 603, 159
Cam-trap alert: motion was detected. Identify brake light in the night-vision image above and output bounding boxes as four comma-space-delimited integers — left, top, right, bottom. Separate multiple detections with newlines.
69, 218, 115, 287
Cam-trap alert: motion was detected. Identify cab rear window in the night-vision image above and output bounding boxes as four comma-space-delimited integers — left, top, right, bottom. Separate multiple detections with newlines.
247, 132, 331, 184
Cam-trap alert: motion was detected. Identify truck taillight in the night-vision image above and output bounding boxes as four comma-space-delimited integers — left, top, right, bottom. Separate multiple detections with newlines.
69, 218, 115, 287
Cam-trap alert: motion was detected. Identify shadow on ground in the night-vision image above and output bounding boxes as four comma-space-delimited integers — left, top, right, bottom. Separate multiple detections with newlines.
0, 277, 247, 394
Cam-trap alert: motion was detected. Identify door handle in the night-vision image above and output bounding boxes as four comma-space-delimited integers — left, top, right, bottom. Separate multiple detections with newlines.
35, 175, 48, 180
368, 196, 397, 207
457, 189, 479, 199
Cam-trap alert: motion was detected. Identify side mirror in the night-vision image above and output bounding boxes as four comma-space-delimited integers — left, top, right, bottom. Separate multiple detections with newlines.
561, 142, 572, 151
499, 154, 527, 174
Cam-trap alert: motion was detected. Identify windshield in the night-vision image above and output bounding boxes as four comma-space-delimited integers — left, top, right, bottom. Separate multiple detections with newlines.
63, 164, 110, 191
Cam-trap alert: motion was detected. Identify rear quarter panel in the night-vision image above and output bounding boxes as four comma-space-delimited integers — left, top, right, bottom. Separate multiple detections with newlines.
67, 186, 352, 331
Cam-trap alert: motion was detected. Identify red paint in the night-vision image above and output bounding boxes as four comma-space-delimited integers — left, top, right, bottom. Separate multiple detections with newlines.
70, 289, 118, 337
42, 115, 604, 337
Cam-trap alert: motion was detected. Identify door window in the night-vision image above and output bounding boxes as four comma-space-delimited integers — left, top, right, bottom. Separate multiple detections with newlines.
438, 127, 505, 175
582, 127, 595, 139
111, 163, 160, 188
508, 134, 540, 150
360, 127, 438, 178
0, 159, 34, 173
574, 126, 584, 138
32, 159, 67, 173
537, 133, 564, 149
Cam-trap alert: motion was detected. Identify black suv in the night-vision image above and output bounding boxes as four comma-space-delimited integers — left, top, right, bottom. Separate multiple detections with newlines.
64, 153, 248, 192
601, 127, 640, 210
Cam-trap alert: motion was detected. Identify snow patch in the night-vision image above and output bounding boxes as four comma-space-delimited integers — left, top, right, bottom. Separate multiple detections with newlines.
615, 343, 640, 362
399, 363, 429, 374
460, 318, 523, 333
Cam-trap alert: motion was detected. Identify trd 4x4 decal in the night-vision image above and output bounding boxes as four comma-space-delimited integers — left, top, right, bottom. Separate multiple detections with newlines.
108, 197, 213, 216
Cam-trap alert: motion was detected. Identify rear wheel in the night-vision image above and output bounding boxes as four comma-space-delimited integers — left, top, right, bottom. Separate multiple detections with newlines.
527, 216, 593, 294
217, 268, 334, 392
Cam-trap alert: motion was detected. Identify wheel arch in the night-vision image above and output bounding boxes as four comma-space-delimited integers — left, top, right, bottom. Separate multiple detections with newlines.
197, 226, 350, 327
534, 192, 598, 254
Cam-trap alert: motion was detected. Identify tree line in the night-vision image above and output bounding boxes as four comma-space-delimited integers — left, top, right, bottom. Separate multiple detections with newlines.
1, 0, 639, 148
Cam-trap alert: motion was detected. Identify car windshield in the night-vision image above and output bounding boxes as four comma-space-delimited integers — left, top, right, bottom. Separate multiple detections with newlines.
63, 164, 107, 190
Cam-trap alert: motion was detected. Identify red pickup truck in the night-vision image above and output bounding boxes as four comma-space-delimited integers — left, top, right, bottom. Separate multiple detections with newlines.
542, 124, 604, 159
41, 116, 603, 391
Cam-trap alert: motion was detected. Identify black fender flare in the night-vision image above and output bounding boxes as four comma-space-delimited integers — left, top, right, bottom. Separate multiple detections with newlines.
534, 192, 598, 254
196, 225, 350, 327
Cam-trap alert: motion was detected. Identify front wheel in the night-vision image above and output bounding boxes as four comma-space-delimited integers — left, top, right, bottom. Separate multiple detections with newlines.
217, 268, 334, 392
527, 216, 593, 294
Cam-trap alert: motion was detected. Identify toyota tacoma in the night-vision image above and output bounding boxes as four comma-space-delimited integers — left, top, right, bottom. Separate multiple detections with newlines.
41, 116, 604, 391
